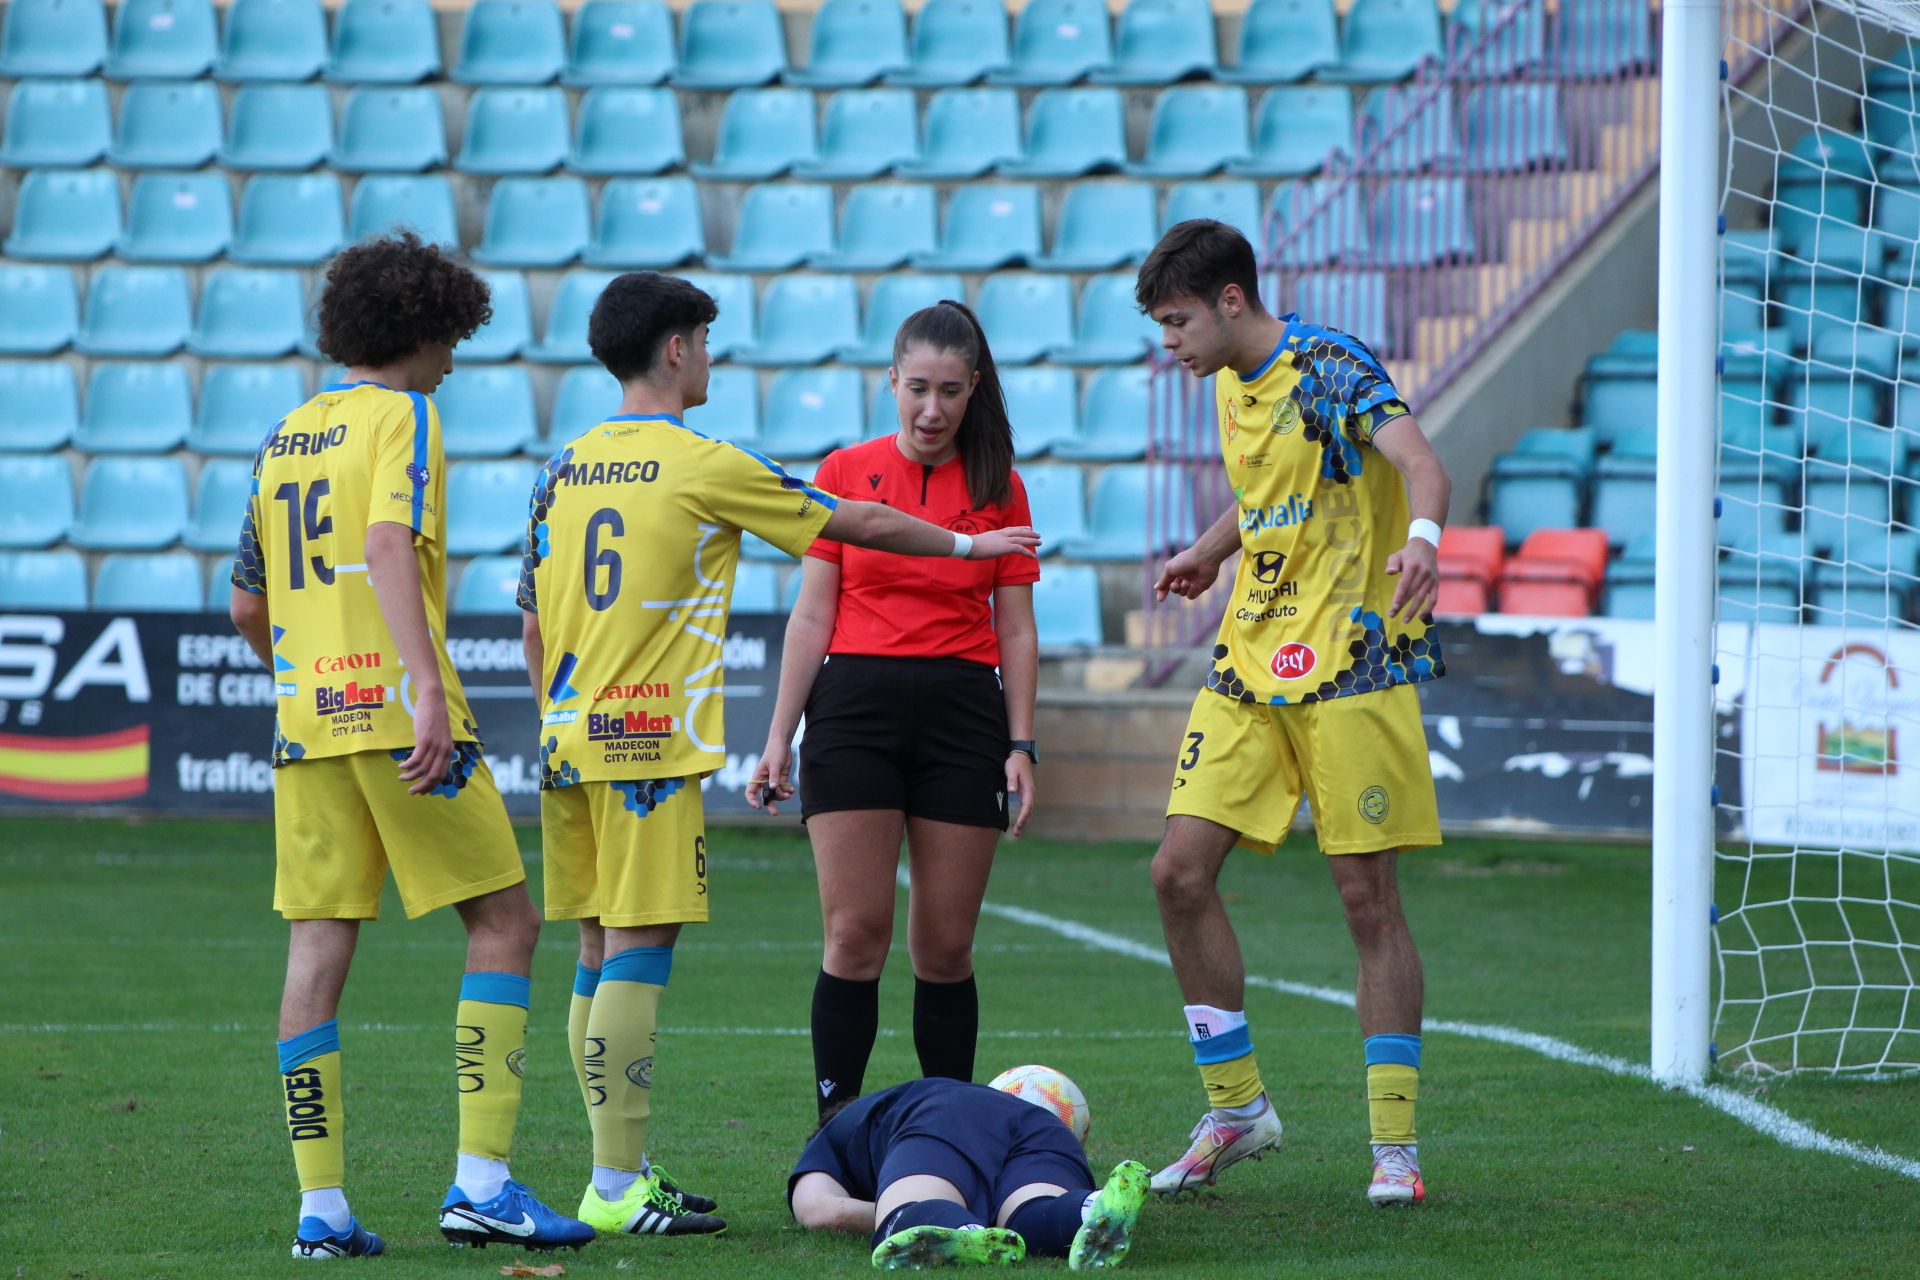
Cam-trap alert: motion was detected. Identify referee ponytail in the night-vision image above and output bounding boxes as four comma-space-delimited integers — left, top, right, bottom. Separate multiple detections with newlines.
893, 300, 1015, 509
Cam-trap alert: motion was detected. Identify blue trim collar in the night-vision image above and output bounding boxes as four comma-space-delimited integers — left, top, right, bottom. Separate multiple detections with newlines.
604, 413, 685, 426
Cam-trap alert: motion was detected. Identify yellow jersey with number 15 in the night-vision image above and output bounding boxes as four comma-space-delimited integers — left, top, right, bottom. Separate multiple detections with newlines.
232, 380, 479, 765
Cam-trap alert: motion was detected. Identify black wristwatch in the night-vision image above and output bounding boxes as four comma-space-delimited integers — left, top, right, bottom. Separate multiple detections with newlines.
1009, 739, 1038, 763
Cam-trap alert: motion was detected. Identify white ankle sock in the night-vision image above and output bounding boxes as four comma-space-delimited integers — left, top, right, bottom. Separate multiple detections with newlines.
300, 1187, 352, 1233
455, 1154, 510, 1203
593, 1165, 642, 1202
1214, 1092, 1269, 1122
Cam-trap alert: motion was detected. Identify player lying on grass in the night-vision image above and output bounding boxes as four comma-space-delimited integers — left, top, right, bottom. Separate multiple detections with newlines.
789, 1075, 1149, 1270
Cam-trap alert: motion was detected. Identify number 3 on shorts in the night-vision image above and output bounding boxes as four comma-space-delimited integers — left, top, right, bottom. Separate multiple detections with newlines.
1180, 732, 1205, 771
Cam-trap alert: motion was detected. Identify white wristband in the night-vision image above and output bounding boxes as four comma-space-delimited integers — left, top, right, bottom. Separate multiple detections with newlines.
950, 531, 974, 559
1407, 519, 1443, 548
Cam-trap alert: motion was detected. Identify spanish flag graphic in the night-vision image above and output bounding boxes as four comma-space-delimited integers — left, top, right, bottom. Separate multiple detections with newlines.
0, 725, 150, 802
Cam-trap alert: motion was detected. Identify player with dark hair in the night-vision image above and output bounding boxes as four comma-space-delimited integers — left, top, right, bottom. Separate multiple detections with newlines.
747, 299, 1042, 1119
229, 232, 592, 1258
1133, 221, 1450, 1206
519, 273, 1041, 1240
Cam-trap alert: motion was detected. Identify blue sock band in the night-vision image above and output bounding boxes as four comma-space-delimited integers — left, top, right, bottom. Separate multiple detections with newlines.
1191, 1023, 1254, 1065
573, 962, 601, 998
602, 946, 673, 987
276, 1018, 340, 1073
460, 971, 532, 1009
872, 1198, 983, 1250
1364, 1033, 1422, 1069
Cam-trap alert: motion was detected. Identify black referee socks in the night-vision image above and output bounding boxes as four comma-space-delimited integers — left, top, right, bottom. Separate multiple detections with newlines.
812, 970, 880, 1118
913, 974, 978, 1084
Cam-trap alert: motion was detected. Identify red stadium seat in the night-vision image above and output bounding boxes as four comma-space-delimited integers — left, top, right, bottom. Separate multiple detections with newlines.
1435, 573, 1490, 617
1512, 527, 1608, 591
1438, 524, 1505, 586
1496, 576, 1593, 617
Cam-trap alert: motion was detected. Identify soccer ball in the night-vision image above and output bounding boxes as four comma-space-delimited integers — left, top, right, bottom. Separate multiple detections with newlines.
988, 1064, 1090, 1144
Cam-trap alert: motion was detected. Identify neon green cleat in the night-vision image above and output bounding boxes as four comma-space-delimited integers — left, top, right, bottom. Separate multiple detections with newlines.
1069, 1161, 1150, 1271
575, 1172, 728, 1237
871, 1224, 1027, 1269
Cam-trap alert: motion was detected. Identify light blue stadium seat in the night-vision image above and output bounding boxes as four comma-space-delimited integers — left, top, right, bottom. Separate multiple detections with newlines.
1229, 86, 1350, 177
1450, 0, 1545, 77
0, 551, 88, 606
1372, 178, 1474, 266
1581, 374, 1654, 448
736, 276, 861, 366
95, 552, 204, 610
1002, 368, 1080, 459
186, 458, 258, 549
76, 266, 192, 357
1552, 0, 1652, 76
456, 0, 566, 84
1809, 563, 1909, 630
914, 183, 1042, 270
221, 84, 332, 170
190, 267, 305, 358
0, 265, 80, 355
758, 367, 866, 456
1127, 86, 1250, 177
463, 269, 533, 361
1782, 372, 1879, 444
328, 0, 440, 82
813, 184, 939, 271
1063, 463, 1191, 558
347, 174, 460, 248
1601, 565, 1655, 620
1357, 83, 1459, 172
230, 173, 344, 264
110, 80, 221, 169
544, 366, 621, 448
474, 177, 591, 267
458, 88, 570, 174
77, 362, 193, 452
837, 272, 961, 364
730, 560, 781, 612
695, 367, 763, 446
1511, 424, 1597, 468
565, 0, 675, 86
991, 0, 1109, 86
453, 554, 526, 613
1032, 563, 1102, 646
1163, 180, 1262, 246
1017, 461, 1087, 550
1091, 0, 1216, 84
673, 0, 785, 87
976, 273, 1074, 365
1461, 82, 1565, 172
2, 80, 111, 168
217, 0, 327, 81
106, 0, 217, 78
795, 88, 919, 179
4, 169, 121, 261
1868, 184, 1920, 276
1055, 365, 1149, 460
435, 365, 538, 456
1035, 181, 1155, 270
0, 363, 79, 452
527, 269, 618, 363
680, 271, 756, 360
1590, 459, 1656, 547
446, 460, 536, 555
885, 0, 1008, 86
691, 87, 818, 178
711, 184, 836, 271
1293, 271, 1392, 353
1000, 87, 1126, 177
1716, 567, 1802, 627
333, 87, 448, 171
585, 176, 705, 267
189, 363, 305, 455
70, 455, 190, 548
1323, 0, 1443, 81
119, 172, 232, 263
1716, 457, 1796, 552
1221, 0, 1339, 83
864, 372, 897, 437
0, 0, 108, 76
569, 87, 684, 173
1616, 530, 1658, 566
790, 0, 908, 86
0, 456, 76, 546
1053, 272, 1158, 364
1488, 459, 1583, 546
897, 86, 1022, 179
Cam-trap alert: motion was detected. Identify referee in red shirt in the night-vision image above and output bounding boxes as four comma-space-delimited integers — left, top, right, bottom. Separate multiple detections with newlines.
747, 300, 1041, 1118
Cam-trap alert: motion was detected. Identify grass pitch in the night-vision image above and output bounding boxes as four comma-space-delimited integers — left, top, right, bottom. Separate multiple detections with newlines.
3, 817, 1917, 1279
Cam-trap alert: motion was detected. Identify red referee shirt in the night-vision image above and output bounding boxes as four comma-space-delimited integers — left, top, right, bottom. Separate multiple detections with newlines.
808, 435, 1041, 667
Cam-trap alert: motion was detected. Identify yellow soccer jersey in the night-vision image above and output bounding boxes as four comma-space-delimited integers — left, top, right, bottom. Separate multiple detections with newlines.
518, 413, 839, 786
1205, 315, 1445, 706
232, 379, 480, 765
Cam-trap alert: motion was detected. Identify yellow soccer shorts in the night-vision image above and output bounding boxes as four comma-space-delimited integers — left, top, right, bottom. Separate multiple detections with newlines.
273, 744, 526, 920
540, 777, 710, 927
1165, 684, 1441, 855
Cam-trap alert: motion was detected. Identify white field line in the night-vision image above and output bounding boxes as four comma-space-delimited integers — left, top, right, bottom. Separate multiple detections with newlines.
1, 1021, 1176, 1042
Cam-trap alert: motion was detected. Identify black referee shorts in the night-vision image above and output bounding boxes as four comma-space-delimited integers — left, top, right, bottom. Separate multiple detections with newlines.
799, 654, 1010, 830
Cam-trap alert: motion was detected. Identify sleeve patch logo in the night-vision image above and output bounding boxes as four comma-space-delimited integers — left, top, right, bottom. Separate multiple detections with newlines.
405, 463, 431, 488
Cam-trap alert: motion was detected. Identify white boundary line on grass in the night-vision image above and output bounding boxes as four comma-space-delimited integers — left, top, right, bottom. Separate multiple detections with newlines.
0, 1021, 1178, 1042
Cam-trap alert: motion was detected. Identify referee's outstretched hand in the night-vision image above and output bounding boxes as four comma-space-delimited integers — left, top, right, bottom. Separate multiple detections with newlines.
970, 526, 1042, 559
746, 739, 795, 816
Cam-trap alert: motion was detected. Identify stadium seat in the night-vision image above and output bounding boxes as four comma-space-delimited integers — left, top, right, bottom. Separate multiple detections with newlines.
863, 373, 898, 438
446, 460, 536, 555
565, 0, 675, 86
730, 561, 781, 613
0, 455, 77, 547
694, 366, 763, 446
1002, 369, 1082, 459
1510, 527, 1607, 593
474, 177, 591, 267
327, 0, 440, 82
838, 272, 963, 365
1809, 561, 1907, 630
795, 89, 920, 179
569, 87, 684, 174
1034, 181, 1155, 271
1591, 457, 1657, 548
790, 0, 909, 86
1512, 424, 1598, 467
1461, 83, 1566, 172
1438, 524, 1505, 589
1162, 180, 1262, 246
185, 458, 258, 549
1497, 564, 1593, 616
990, 0, 1110, 86
1055, 365, 1149, 461
673, 0, 785, 88
70, 455, 190, 548
190, 363, 305, 455
758, 368, 866, 456
1357, 84, 1459, 173
1552, 0, 1652, 75
1221, 0, 1340, 83
690, 87, 819, 179
1450, 0, 1544, 76
1016, 462, 1087, 549
1293, 271, 1392, 353
456, 0, 566, 84
885, 0, 1009, 86
711, 184, 835, 271
76, 362, 193, 453
1436, 574, 1492, 616
1228, 86, 1352, 177
119, 173, 232, 263
1323, 0, 1444, 81
527, 270, 619, 363
76, 266, 192, 357
1581, 374, 1655, 449
333, 87, 448, 171
1053, 272, 1157, 364
0, 550, 88, 607
2, 80, 111, 168
975, 274, 1075, 365
220, 84, 332, 171
106, 0, 217, 79
4, 169, 121, 262
546, 365, 623, 444
347, 174, 460, 248
189, 267, 304, 359
1268, 179, 1370, 266
1127, 86, 1251, 177
1063, 464, 1190, 558
458, 88, 570, 174
1092, 0, 1215, 84
0, 265, 80, 356
435, 366, 538, 457
1598, 564, 1655, 619
462, 270, 533, 361
230, 173, 344, 264
1032, 564, 1102, 647
217, 0, 327, 81
813, 184, 939, 271
1000, 87, 1127, 177
95, 552, 204, 611
1717, 568, 1802, 626
0, 362, 79, 452
109, 80, 221, 169
0, 0, 108, 76
735, 276, 861, 366
1372, 178, 1475, 266
585, 176, 705, 268
914, 183, 1042, 270
680, 271, 756, 361
454, 554, 527, 613
897, 87, 1022, 179
1488, 455, 1582, 548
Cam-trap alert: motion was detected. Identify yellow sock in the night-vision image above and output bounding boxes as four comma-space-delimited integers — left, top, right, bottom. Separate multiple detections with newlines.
569, 963, 600, 1112
278, 1021, 344, 1193
1363, 1033, 1422, 1145
1200, 1052, 1266, 1109
455, 973, 531, 1161
1186, 1006, 1265, 1109
587, 947, 672, 1172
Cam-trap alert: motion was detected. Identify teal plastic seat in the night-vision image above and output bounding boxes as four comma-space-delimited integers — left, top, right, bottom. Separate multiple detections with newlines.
0, 363, 80, 452
1128, 86, 1251, 177
463, 270, 533, 361
1055, 365, 1149, 460
790, 0, 908, 86
1222, 0, 1340, 82
231, 173, 344, 263
1017, 462, 1087, 548
0, 551, 88, 606
528, 270, 619, 363
221, 84, 332, 170
1489, 463, 1583, 546
673, 0, 786, 88
1371, 178, 1474, 266
96, 552, 204, 610
885, 0, 1008, 86
333, 87, 448, 170
731, 561, 781, 612
812, 183, 938, 271
1163, 180, 1262, 245
77, 362, 193, 452
897, 87, 1020, 178
447, 460, 538, 555
1035, 181, 1155, 269
691, 87, 818, 178
1357, 83, 1459, 172
474, 177, 591, 267
975, 273, 1074, 365
585, 176, 704, 268
1091, 0, 1216, 85
1461, 83, 1564, 172
435, 366, 538, 456
712, 184, 835, 271
1229, 86, 1351, 177
1552, 0, 1651, 75
1581, 374, 1654, 448
1062, 463, 1190, 557
347, 174, 459, 247
190, 267, 305, 358
327, 0, 441, 82
186, 459, 260, 549
1000, 87, 1126, 177
1810, 562, 1908, 630
695, 367, 763, 446
680, 271, 756, 360
736, 276, 861, 366
456, 0, 566, 84
865, 373, 897, 437
565, 0, 675, 86
77, 266, 192, 357
914, 182, 1042, 270
0, 457, 77, 547
795, 88, 919, 179
4, 169, 121, 261
1449, 0, 1544, 77
569, 87, 684, 173
1053, 272, 1157, 364
758, 368, 865, 456
217, 0, 328, 81
110, 80, 222, 169
459, 88, 570, 174
546, 365, 622, 444
119, 172, 233, 263
0, 0, 108, 76
1294, 271, 1391, 352
991, 0, 1110, 86
1032, 564, 1101, 646
71, 455, 191, 548
1002, 369, 1081, 459
1323, 0, 1443, 81
838, 272, 963, 364
0, 265, 80, 355
190, 364, 306, 455
454, 555, 528, 613
106, 0, 217, 78
2, 80, 111, 168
